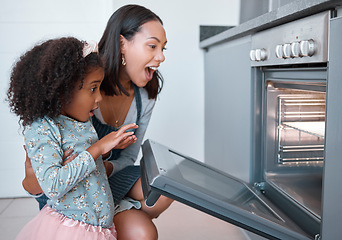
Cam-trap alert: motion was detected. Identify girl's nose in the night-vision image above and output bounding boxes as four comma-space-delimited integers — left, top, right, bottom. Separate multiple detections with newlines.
96, 91, 102, 103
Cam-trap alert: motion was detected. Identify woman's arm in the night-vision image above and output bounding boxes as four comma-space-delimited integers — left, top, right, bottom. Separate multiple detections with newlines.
22, 149, 43, 195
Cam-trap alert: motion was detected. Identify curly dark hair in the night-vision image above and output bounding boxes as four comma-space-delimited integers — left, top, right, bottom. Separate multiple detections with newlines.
7, 37, 104, 128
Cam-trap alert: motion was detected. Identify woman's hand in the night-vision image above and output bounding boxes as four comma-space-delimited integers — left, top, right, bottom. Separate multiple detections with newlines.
103, 161, 114, 177
22, 147, 78, 195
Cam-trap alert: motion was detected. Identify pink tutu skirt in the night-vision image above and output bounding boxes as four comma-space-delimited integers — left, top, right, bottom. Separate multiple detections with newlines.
16, 206, 116, 240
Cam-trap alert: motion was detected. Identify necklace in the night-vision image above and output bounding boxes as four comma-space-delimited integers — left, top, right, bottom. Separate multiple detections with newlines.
100, 84, 134, 128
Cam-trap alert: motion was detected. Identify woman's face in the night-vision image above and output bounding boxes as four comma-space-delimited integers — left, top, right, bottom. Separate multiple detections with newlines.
121, 20, 167, 87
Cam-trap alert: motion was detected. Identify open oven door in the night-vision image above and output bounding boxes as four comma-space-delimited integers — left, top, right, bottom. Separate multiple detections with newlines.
140, 139, 312, 240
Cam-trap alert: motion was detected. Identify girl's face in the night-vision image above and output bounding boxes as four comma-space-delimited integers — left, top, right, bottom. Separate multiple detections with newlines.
61, 67, 104, 122
121, 20, 167, 87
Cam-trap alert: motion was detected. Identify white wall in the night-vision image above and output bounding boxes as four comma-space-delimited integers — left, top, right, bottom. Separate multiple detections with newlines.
0, 0, 239, 198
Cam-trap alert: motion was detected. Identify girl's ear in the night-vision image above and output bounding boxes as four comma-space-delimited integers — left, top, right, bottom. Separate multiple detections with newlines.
120, 35, 127, 54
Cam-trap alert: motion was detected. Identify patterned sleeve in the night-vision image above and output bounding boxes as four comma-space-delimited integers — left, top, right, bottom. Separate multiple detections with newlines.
25, 117, 96, 200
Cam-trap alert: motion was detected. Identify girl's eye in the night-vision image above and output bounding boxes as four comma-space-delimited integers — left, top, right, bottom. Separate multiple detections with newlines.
149, 45, 156, 49
91, 87, 97, 92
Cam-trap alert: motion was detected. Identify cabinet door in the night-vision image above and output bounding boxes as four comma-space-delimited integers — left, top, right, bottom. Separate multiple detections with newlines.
141, 139, 311, 240
204, 36, 254, 183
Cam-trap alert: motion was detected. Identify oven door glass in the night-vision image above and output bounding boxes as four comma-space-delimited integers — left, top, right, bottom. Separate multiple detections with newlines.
141, 139, 311, 240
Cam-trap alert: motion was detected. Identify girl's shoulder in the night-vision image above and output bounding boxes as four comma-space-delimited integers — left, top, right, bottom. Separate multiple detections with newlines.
28, 116, 57, 128
25, 116, 62, 137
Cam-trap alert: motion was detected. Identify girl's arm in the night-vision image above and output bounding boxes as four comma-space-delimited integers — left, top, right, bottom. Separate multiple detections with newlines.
22, 148, 77, 195
26, 118, 136, 200
26, 119, 96, 200
23, 129, 137, 193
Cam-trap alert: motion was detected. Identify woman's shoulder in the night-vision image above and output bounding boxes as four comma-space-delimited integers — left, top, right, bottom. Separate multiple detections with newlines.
139, 87, 156, 107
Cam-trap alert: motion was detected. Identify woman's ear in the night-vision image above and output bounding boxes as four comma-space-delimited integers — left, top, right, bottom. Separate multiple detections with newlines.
120, 35, 127, 54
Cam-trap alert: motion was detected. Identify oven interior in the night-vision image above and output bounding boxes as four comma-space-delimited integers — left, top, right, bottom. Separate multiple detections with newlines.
260, 67, 326, 236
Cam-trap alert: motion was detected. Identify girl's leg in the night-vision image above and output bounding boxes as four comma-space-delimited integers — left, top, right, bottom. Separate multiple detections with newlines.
114, 208, 158, 240
127, 178, 174, 219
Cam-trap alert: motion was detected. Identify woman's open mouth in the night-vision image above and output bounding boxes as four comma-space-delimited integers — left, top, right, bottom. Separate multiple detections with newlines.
146, 66, 158, 81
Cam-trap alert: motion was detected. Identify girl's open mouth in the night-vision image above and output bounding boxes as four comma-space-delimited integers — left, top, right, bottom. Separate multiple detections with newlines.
90, 109, 96, 117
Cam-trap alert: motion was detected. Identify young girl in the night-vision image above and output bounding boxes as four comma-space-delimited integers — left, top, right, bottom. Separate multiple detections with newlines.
7, 37, 137, 240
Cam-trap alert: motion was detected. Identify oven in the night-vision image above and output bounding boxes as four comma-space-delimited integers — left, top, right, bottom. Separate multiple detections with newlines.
140, 9, 342, 240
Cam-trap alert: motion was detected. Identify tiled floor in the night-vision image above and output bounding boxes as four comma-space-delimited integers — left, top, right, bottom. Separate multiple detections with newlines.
0, 197, 251, 240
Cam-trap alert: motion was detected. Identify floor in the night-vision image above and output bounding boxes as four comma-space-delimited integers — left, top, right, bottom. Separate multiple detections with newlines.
0, 197, 252, 240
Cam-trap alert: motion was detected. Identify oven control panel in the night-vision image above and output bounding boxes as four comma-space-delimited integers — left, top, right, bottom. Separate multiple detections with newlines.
275, 39, 315, 59
250, 11, 329, 66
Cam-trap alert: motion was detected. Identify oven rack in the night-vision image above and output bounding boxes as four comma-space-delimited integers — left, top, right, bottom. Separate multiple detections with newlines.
282, 121, 325, 139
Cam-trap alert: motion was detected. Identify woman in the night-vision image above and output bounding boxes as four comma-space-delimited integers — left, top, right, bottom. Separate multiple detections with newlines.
23, 4, 173, 240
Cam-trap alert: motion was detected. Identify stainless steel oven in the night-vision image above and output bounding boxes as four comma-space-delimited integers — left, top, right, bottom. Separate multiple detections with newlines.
140, 9, 342, 240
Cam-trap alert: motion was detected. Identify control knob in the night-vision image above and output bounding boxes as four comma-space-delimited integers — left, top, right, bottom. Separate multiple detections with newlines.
282, 43, 292, 58
249, 50, 256, 61
300, 39, 315, 57
255, 48, 267, 61
275, 45, 283, 58
291, 42, 300, 57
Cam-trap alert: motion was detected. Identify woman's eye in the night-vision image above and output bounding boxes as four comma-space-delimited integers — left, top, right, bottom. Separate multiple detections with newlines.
91, 87, 97, 92
149, 45, 156, 49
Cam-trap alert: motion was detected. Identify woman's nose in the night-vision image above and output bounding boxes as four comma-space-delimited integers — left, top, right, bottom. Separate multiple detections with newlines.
155, 49, 165, 63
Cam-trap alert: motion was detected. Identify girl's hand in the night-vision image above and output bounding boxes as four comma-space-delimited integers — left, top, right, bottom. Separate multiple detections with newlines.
62, 149, 78, 165
22, 147, 78, 195
100, 123, 138, 153
114, 134, 137, 149
87, 123, 138, 160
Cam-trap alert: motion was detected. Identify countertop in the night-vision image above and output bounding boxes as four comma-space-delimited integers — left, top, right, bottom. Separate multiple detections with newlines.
200, 0, 342, 49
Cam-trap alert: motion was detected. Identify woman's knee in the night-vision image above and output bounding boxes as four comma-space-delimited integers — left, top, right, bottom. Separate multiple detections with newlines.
140, 195, 174, 219
114, 209, 158, 240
